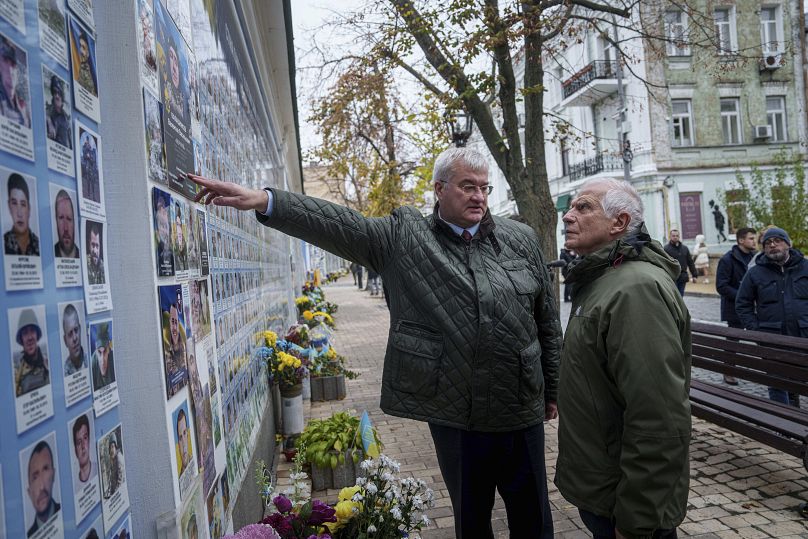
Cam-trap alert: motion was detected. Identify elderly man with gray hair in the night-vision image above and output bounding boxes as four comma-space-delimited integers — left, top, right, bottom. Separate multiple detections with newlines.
556, 178, 692, 539
187, 147, 562, 538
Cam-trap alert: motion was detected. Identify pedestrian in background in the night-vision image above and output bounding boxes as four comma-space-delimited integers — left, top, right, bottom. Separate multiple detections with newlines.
664, 229, 698, 296
366, 268, 380, 296
188, 147, 562, 539
736, 227, 807, 407
558, 178, 691, 539
349, 262, 358, 285
715, 227, 756, 386
692, 234, 710, 284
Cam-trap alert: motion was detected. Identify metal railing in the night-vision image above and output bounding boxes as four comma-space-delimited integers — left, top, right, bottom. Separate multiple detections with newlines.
561, 60, 618, 100
566, 154, 625, 182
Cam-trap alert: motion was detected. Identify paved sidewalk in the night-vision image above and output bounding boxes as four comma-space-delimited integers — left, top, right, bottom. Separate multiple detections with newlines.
281, 278, 808, 538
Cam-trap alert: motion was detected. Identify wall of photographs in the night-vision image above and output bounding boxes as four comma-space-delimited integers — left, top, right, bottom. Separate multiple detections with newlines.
0, 1, 303, 539
0, 0, 132, 538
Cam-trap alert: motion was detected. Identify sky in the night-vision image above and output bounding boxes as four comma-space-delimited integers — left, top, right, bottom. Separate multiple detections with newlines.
290, 1, 364, 156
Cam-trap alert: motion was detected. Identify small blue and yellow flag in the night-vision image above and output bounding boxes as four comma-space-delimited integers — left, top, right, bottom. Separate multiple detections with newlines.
359, 410, 380, 458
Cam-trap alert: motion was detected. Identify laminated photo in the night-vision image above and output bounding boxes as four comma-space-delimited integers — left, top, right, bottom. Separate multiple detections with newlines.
81, 218, 112, 313
172, 398, 198, 500
198, 208, 209, 275
38, 0, 69, 67
97, 424, 130, 533
8, 305, 54, 434
19, 432, 64, 539
67, 410, 101, 524
187, 339, 216, 496
111, 515, 132, 539
180, 483, 204, 539
144, 88, 167, 185
1, 167, 43, 290
153, 187, 174, 276
68, 15, 99, 121
0, 32, 34, 160
137, 0, 158, 93
156, 0, 194, 196
172, 197, 189, 279
50, 184, 82, 287
0, 0, 24, 34
43, 66, 74, 176
81, 515, 102, 539
89, 318, 118, 415
206, 479, 224, 539
67, 0, 94, 30
187, 200, 200, 276
58, 300, 91, 406
75, 122, 105, 220
159, 283, 188, 398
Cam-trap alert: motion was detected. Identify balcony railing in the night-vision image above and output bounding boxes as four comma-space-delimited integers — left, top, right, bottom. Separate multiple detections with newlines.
561, 60, 618, 100
566, 154, 625, 182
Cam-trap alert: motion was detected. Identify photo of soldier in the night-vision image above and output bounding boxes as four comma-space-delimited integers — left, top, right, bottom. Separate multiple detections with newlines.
79, 126, 100, 203
159, 284, 188, 398
187, 203, 199, 274
61, 303, 86, 376
19, 433, 63, 538
153, 187, 174, 275
172, 199, 188, 272
96, 423, 130, 532
85, 219, 105, 285
53, 189, 78, 258
12, 307, 50, 397
69, 23, 97, 97
0, 34, 31, 128
44, 71, 71, 148
137, 0, 158, 92
4, 171, 39, 256
90, 320, 114, 392
144, 89, 166, 184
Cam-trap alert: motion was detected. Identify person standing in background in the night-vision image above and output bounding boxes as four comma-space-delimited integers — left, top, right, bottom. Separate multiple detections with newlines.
664, 229, 698, 297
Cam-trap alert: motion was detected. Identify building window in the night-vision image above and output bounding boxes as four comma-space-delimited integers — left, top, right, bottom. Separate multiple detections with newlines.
671, 99, 694, 147
760, 6, 782, 54
664, 10, 690, 56
766, 96, 786, 142
714, 7, 737, 55
724, 188, 748, 234
720, 98, 742, 144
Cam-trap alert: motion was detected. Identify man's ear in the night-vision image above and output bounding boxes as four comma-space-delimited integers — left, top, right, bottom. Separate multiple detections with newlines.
611, 212, 631, 237
434, 181, 444, 200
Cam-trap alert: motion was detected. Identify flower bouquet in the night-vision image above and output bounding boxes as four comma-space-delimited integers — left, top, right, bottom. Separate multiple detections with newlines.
302, 310, 336, 330
327, 455, 434, 539
295, 296, 314, 317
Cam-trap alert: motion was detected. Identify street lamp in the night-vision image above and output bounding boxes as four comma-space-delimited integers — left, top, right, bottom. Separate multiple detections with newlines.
444, 110, 473, 147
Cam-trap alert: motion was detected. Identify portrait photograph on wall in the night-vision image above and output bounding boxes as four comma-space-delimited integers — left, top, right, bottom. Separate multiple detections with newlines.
18, 431, 64, 539
8, 304, 54, 434
50, 184, 82, 287
89, 317, 118, 415
136, 0, 157, 93
42, 65, 74, 176
153, 186, 174, 276
68, 14, 99, 120
58, 299, 91, 406
0, 32, 34, 161
159, 283, 188, 398
67, 409, 101, 525
172, 398, 197, 500
144, 88, 167, 185
75, 122, 105, 220
97, 424, 130, 534
37, 0, 68, 67
1, 167, 43, 290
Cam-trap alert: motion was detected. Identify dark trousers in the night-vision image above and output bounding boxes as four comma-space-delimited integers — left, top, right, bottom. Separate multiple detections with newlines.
356, 267, 363, 289
579, 509, 677, 539
429, 423, 553, 539
675, 275, 687, 297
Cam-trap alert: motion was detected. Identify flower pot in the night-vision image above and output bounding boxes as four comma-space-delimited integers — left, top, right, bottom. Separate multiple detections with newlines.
310, 374, 346, 402
279, 383, 303, 398
271, 383, 282, 433
281, 394, 304, 435
309, 450, 358, 491
302, 375, 311, 401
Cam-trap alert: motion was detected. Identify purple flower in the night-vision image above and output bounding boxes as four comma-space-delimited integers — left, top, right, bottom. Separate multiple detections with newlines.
223, 523, 281, 539
307, 500, 337, 525
273, 494, 293, 513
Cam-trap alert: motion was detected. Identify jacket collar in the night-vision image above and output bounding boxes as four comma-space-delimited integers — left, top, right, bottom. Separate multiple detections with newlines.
756, 248, 804, 269
730, 244, 754, 264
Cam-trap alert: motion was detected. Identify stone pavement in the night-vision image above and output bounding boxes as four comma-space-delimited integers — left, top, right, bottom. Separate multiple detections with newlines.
278, 278, 808, 538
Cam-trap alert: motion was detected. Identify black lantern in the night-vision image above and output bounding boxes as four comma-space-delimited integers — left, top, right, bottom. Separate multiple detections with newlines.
445, 110, 473, 147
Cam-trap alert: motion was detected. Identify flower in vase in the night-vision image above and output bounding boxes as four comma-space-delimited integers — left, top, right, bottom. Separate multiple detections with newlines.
308, 499, 337, 525
273, 494, 293, 513
225, 523, 281, 539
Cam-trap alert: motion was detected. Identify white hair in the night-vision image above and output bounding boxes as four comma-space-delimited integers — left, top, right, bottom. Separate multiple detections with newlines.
432, 147, 489, 184
582, 177, 644, 235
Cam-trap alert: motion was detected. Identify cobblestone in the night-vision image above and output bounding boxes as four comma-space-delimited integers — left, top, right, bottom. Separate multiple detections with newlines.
274, 279, 808, 538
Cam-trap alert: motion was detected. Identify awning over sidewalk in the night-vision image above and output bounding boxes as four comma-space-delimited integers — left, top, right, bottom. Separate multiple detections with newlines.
555, 194, 571, 212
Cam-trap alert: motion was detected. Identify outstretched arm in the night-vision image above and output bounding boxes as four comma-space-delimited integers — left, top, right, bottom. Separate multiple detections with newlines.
189, 174, 396, 272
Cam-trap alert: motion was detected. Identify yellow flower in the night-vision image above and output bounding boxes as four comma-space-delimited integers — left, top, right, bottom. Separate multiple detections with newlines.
326, 348, 337, 360
334, 499, 360, 520
293, 359, 302, 368
303, 310, 314, 321
263, 330, 277, 348
338, 486, 362, 502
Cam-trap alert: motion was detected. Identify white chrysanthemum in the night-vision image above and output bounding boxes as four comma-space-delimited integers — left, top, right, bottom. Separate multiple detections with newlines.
391, 506, 402, 520
360, 459, 373, 471
352, 492, 364, 502
367, 525, 377, 534
356, 476, 367, 486
382, 472, 393, 482
366, 482, 378, 495
385, 490, 394, 500
421, 514, 430, 526
424, 488, 434, 502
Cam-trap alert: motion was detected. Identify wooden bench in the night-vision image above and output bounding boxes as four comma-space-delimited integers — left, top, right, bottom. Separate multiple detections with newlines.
689, 321, 808, 471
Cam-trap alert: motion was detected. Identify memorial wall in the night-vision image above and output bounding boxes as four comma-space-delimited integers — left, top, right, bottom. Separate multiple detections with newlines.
0, 1, 304, 537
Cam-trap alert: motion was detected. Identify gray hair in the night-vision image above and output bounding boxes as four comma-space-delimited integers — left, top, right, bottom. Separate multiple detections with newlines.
582, 178, 644, 235
432, 147, 489, 184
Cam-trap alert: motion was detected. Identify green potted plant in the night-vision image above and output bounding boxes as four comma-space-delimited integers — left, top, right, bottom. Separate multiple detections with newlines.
298, 411, 381, 491
310, 346, 357, 402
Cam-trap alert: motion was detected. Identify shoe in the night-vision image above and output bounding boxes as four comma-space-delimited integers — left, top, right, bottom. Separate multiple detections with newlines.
799, 502, 808, 518
724, 375, 738, 385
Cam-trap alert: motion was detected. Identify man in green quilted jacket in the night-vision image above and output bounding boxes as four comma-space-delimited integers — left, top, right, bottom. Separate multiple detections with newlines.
189, 147, 562, 538
558, 178, 691, 539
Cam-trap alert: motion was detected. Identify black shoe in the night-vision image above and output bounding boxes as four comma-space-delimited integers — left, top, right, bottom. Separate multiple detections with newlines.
798, 502, 808, 518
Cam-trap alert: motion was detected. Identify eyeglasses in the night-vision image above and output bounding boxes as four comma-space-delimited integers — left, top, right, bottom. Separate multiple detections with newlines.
764, 237, 785, 246
441, 181, 493, 196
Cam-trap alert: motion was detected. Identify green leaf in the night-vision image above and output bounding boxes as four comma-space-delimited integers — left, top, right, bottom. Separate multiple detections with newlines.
330, 454, 338, 469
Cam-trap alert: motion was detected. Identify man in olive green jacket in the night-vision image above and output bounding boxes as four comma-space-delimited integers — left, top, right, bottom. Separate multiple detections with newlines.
557, 178, 691, 539
189, 148, 562, 538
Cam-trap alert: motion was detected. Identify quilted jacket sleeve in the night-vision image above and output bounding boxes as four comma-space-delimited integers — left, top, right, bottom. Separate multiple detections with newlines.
255, 189, 396, 273
735, 271, 758, 330
531, 242, 562, 402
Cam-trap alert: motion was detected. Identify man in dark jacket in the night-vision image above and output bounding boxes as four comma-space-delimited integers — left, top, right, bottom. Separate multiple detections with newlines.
188, 148, 562, 538
558, 178, 691, 539
663, 229, 698, 296
736, 227, 807, 407
715, 227, 756, 385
